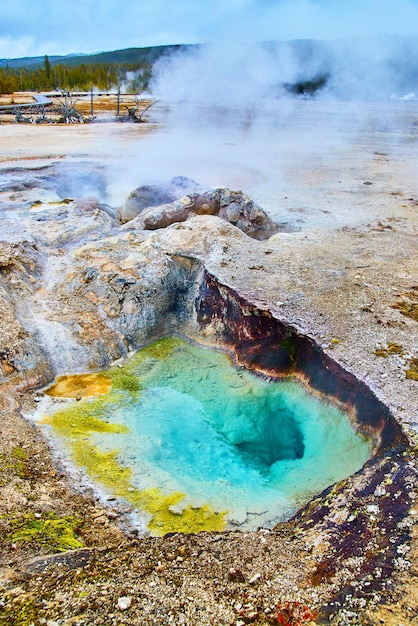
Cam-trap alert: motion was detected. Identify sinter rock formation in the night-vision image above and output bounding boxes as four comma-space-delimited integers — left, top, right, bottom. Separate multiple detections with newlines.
119, 178, 279, 240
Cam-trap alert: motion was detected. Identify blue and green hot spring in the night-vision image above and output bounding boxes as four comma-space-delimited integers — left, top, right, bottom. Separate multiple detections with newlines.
38, 336, 373, 535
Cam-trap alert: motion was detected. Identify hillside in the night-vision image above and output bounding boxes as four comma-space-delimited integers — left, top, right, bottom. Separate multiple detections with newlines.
0, 44, 195, 71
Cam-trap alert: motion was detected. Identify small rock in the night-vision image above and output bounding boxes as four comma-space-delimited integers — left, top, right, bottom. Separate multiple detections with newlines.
117, 596, 132, 611
228, 567, 246, 582
168, 502, 186, 515
374, 484, 386, 497
248, 573, 261, 585
366, 504, 380, 516
247, 611, 259, 621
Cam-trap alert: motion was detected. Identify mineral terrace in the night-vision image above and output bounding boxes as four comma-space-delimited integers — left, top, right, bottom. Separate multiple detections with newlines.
0, 100, 417, 625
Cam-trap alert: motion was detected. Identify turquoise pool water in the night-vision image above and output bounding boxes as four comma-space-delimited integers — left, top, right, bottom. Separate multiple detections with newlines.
87, 337, 373, 529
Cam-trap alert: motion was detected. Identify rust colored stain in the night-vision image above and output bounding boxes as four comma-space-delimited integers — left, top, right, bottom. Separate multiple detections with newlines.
45, 373, 112, 398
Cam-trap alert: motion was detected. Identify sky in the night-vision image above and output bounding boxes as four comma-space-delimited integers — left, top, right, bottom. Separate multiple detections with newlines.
2, 0, 418, 59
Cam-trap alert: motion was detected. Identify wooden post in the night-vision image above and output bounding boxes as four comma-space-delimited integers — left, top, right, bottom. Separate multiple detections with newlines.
90, 86, 94, 118
116, 85, 120, 117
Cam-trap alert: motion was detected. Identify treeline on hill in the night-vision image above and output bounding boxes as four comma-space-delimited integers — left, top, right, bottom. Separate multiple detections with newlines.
0, 58, 149, 93
0, 45, 188, 94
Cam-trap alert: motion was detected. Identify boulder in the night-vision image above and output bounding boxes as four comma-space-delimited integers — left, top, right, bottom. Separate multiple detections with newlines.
118, 176, 202, 223
122, 185, 278, 240
199, 189, 278, 240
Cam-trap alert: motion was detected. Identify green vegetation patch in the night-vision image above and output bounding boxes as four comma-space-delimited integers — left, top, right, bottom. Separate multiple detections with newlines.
281, 336, 298, 362
43, 395, 129, 440
406, 357, 418, 381
393, 288, 418, 322
374, 342, 405, 357
0, 446, 31, 485
7, 512, 84, 552
0, 597, 38, 626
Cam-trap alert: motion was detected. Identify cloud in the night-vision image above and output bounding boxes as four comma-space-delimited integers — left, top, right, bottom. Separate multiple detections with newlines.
0, 36, 38, 59
2, 0, 418, 58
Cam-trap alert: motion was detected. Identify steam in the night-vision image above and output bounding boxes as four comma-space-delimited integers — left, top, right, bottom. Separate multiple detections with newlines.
151, 37, 418, 107
151, 43, 295, 106
105, 35, 418, 230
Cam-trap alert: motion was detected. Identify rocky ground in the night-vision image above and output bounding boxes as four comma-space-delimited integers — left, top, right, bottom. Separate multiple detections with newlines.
0, 100, 417, 625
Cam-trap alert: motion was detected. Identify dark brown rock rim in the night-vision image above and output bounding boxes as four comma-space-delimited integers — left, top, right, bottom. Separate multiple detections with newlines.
195, 270, 407, 453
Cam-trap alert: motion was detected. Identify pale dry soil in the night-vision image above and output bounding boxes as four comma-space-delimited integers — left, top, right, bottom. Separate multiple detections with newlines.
0, 101, 417, 625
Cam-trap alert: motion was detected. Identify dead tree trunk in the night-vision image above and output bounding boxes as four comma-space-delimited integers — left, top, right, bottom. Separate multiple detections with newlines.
116, 86, 121, 117
123, 98, 158, 122
136, 100, 158, 122
56, 93, 84, 124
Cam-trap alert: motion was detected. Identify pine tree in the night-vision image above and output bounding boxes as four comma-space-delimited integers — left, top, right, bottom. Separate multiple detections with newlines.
44, 55, 51, 80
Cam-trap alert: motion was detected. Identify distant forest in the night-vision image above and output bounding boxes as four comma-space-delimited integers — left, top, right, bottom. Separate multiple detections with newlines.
1, 37, 418, 98
0, 45, 189, 93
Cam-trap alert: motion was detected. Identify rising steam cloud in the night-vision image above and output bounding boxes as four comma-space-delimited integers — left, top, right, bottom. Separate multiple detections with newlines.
108, 33, 418, 222
150, 36, 418, 107
150, 43, 297, 106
